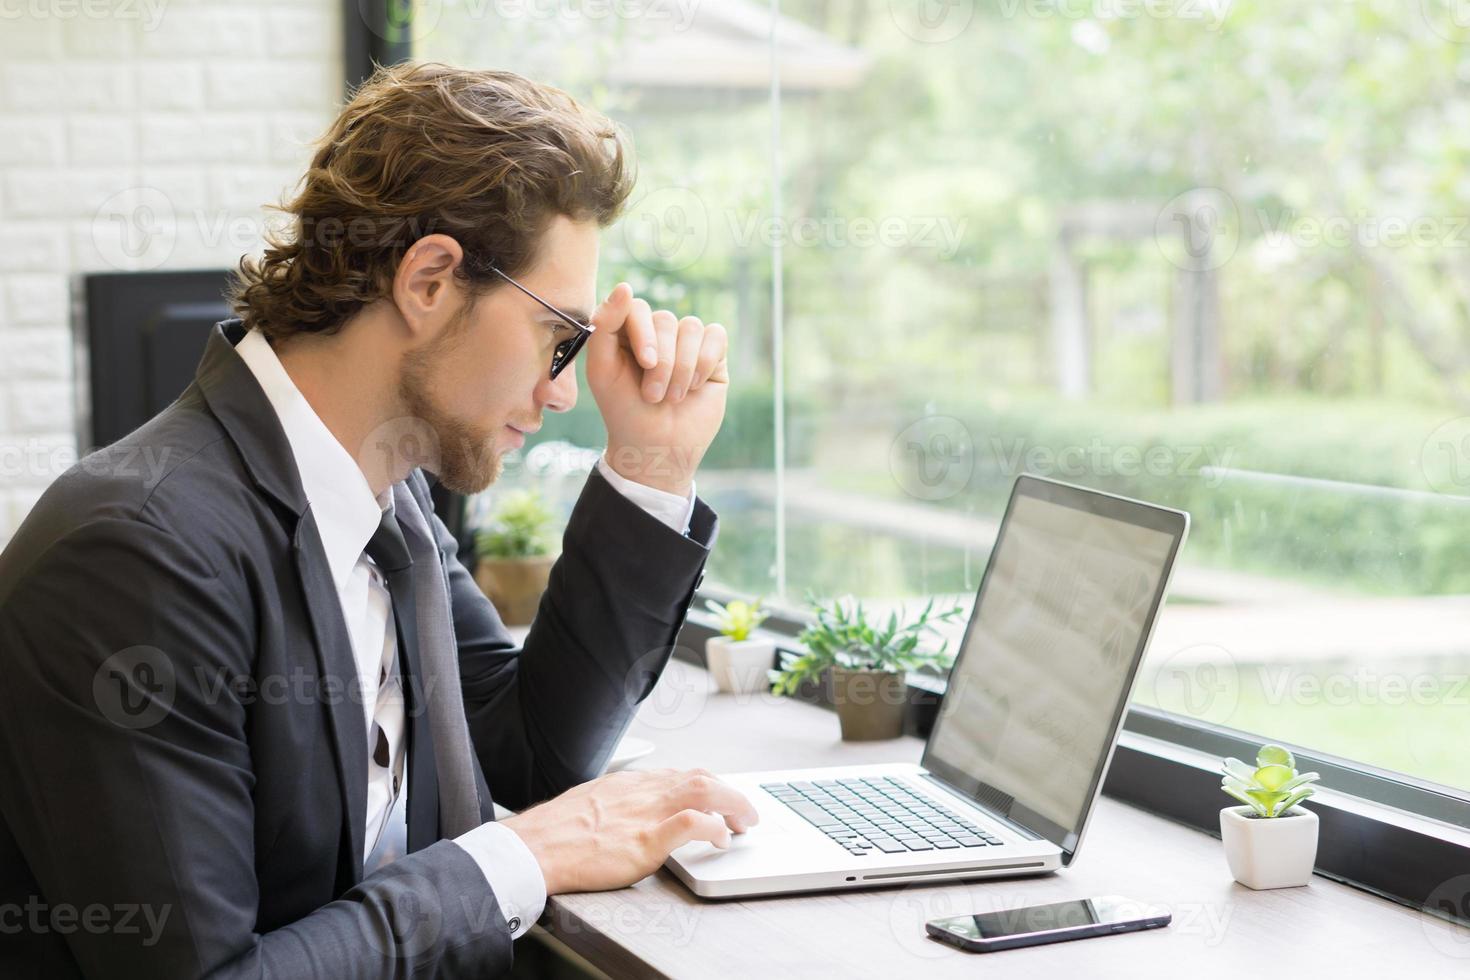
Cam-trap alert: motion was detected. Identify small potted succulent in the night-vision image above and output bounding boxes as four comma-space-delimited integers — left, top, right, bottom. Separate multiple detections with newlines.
1219, 743, 1321, 889
771, 594, 965, 741
703, 597, 773, 695
473, 490, 558, 627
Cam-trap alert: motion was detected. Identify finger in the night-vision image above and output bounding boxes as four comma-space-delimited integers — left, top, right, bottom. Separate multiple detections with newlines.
591, 283, 658, 370
644, 309, 678, 401
667, 316, 703, 401
656, 808, 733, 853
669, 772, 760, 833
691, 321, 727, 389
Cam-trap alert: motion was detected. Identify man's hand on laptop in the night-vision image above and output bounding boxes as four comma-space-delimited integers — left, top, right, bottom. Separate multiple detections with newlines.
502, 767, 758, 894
586, 283, 729, 497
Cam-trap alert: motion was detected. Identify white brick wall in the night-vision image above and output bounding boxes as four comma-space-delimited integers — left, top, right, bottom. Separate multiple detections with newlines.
0, 0, 344, 546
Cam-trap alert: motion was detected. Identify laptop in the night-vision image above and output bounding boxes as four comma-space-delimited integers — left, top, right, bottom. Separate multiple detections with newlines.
666, 474, 1189, 899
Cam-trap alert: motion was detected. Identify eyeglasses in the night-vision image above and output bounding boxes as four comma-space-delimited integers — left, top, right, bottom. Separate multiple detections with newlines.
487, 265, 595, 381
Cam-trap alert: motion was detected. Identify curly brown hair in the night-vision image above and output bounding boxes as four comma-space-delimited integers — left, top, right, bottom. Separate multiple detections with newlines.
229, 61, 634, 343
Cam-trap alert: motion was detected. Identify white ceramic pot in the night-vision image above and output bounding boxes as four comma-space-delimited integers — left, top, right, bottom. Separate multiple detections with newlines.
705, 636, 776, 695
1219, 804, 1319, 889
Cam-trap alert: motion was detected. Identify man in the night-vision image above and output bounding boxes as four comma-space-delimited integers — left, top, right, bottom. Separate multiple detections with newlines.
0, 62, 758, 977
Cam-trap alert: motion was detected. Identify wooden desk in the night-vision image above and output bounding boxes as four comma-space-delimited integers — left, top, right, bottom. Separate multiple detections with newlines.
539, 660, 1470, 978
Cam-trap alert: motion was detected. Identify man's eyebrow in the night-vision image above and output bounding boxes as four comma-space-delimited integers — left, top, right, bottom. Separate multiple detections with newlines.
554, 308, 593, 325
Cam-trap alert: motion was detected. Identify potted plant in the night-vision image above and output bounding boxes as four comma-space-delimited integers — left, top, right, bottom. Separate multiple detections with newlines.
1219, 743, 1321, 889
703, 597, 773, 695
770, 595, 965, 741
473, 490, 558, 627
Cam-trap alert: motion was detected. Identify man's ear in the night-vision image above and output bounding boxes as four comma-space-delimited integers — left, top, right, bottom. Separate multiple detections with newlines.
392, 233, 465, 338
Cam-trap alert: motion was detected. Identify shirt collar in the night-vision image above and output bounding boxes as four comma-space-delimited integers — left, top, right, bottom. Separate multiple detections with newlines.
235, 328, 390, 592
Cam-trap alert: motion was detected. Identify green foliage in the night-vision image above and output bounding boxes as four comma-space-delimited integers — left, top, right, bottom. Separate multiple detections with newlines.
1220, 743, 1320, 818
770, 593, 966, 697
474, 490, 557, 559
704, 596, 769, 641
889, 395, 1470, 596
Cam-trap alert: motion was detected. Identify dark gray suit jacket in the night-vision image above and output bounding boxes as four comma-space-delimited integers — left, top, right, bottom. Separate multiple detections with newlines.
0, 320, 717, 978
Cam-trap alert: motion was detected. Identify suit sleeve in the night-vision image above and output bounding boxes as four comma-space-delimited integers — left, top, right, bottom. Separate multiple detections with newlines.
0, 516, 512, 979
438, 468, 718, 812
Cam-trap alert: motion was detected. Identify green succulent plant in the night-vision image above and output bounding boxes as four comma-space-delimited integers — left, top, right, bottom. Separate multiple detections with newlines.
770, 593, 966, 697
705, 597, 769, 641
474, 490, 557, 560
1220, 743, 1320, 818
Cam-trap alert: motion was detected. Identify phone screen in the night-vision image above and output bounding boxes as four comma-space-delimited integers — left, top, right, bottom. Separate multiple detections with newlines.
934, 896, 1158, 942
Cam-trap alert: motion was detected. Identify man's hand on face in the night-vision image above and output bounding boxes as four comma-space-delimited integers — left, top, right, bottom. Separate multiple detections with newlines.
585, 284, 729, 497
500, 768, 759, 895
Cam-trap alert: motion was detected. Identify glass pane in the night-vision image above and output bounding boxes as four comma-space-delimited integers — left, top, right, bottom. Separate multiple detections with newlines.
421, 1, 1470, 796
776, 0, 1470, 794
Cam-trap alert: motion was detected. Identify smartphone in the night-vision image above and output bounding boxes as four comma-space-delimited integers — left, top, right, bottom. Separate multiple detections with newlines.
926, 895, 1171, 953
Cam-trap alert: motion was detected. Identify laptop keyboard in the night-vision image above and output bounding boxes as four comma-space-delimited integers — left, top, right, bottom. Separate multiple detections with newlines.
760, 776, 1004, 856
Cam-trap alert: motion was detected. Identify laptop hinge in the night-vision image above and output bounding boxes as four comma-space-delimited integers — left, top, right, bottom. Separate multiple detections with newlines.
919, 772, 1044, 842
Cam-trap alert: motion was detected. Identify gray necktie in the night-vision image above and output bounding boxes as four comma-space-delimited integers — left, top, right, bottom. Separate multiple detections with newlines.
365, 483, 483, 839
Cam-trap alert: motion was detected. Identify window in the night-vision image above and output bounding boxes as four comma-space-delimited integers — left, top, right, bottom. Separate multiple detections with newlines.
418, 1, 1470, 799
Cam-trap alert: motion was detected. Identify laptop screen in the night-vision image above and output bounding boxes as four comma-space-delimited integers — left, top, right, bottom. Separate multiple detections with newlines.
921, 475, 1187, 864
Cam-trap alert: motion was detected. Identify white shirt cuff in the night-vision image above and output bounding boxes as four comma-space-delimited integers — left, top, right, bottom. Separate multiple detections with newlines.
454, 821, 546, 940
596, 452, 696, 535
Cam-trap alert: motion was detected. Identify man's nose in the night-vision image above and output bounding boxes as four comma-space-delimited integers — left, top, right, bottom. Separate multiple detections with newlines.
536, 366, 578, 414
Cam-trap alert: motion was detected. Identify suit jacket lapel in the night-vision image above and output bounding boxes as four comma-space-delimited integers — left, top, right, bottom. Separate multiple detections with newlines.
292, 510, 368, 886
197, 319, 379, 884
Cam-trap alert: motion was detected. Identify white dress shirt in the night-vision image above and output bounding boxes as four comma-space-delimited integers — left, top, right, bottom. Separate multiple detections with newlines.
235, 328, 695, 938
